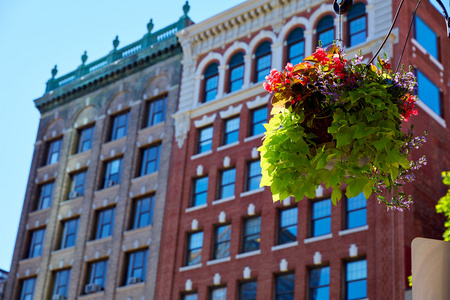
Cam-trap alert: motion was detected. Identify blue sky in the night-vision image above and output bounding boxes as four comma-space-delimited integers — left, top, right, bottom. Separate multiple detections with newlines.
0, 0, 448, 272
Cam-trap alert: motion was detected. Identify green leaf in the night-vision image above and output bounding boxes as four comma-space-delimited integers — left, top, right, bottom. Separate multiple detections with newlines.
336, 126, 352, 148
331, 187, 342, 205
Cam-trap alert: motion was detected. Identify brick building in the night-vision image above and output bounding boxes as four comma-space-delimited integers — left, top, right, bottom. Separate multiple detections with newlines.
155, 0, 449, 299
0, 269, 8, 300
4, 3, 192, 300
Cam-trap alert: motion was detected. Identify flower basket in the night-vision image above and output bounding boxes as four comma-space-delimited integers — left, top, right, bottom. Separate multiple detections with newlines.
258, 45, 427, 210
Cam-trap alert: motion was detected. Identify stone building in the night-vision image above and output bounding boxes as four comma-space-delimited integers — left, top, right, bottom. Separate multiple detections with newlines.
4, 3, 192, 300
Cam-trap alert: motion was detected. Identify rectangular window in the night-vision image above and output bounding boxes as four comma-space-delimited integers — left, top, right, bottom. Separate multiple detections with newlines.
103, 158, 122, 188
77, 125, 94, 153
250, 107, 267, 136
140, 144, 161, 176
275, 273, 295, 300
309, 266, 330, 300
242, 216, 261, 253
318, 29, 334, 48
95, 207, 115, 239
19, 277, 36, 300
191, 176, 208, 207
247, 160, 262, 191
278, 208, 298, 244
46, 138, 62, 165
415, 16, 438, 59
345, 259, 367, 300
197, 126, 213, 154
288, 41, 305, 66
223, 117, 240, 145
126, 249, 148, 285
52, 269, 71, 299
182, 293, 198, 300
132, 196, 155, 229
312, 199, 331, 237
417, 69, 442, 117
68, 170, 87, 199
210, 287, 227, 300
28, 228, 46, 258
85, 260, 107, 293
60, 218, 79, 249
230, 64, 244, 92
256, 54, 271, 82
346, 193, 367, 229
218, 168, 236, 199
213, 224, 231, 260
239, 281, 257, 300
186, 231, 203, 266
37, 182, 54, 210
110, 111, 129, 141
146, 96, 167, 127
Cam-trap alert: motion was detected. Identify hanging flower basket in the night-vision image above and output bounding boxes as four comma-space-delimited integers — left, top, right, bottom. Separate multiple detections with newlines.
258, 45, 427, 210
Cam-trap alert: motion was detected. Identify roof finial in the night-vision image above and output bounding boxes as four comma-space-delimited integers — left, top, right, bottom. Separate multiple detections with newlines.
81, 51, 88, 64
51, 65, 58, 78
183, 1, 190, 16
147, 19, 154, 33
113, 35, 120, 50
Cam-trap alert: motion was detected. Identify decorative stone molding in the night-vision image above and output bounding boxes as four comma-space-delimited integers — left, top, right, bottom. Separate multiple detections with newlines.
219, 104, 243, 119
191, 219, 199, 230
247, 203, 255, 215
314, 252, 322, 264
194, 113, 217, 128
280, 258, 288, 272
243, 266, 251, 279
173, 112, 190, 148
349, 244, 358, 257
246, 94, 270, 109
196, 165, 204, 176
185, 279, 193, 291
213, 273, 221, 285
223, 156, 231, 168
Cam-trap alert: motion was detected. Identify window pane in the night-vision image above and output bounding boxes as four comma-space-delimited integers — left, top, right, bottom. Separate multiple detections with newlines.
230, 65, 244, 92
346, 260, 367, 300
312, 199, 331, 236
20, 277, 36, 300
251, 107, 267, 136
279, 208, 297, 244
78, 126, 94, 153
318, 29, 334, 48
205, 76, 218, 102
220, 168, 235, 199
417, 70, 441, 116
147, 97, 167, 127
211, 287, 227, 300
215, 225, 231, 259
415, 16, 438, 59
38, 182, 54, 210
243, 217, 261, 252
288, 41, 304, 66
198, 126, 213, 153
184, 294, 198, 300
133, 196, 154, 229
240, 281, 257, 300
276, 274, 295, 299
256, 54, 271, 82
187, 231, 203, 265
224, 117, 240, 145
247, 160, 262, 191
193, 177, 208, 206
111, 112, 129, 140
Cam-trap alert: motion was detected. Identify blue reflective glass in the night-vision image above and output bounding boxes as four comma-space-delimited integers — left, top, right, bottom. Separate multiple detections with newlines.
256, 54, 271, 82
276, 273, 295, 299
310, 267, 330, 299
198, 126, 213, 153
251, 107, 267, 136
289, 41, 304, 66
417, 70, 441, 116
349, 16, 366, 46
220, 168, 235, 198
346, 260, 367, 300
347, 280, 367, 300
415, 16, 438, 59
318, 29, 334, 48
240, 281, 257, 300
193, 177, 208, 206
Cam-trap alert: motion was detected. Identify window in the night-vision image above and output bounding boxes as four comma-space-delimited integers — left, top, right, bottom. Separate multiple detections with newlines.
275, 273, 295, 300
416, 69, 442, 116
19, 277, 36, 300
85, 260, 107, 292
239, 281, 257, 300
309, 266, 330, 300
132, 196, 154, 229
317, 16, 334, 48
37, 182, 54, 210
46, 138, 62, 166
287, 28, 305, 66
140, 144, 161, 176
278, 208, 298, 244
197, 126, 213, 154
347, 3, 366, 47
77, 125, 94, 153
27, 228, 45, 258
60, 218, 79, 249
218, 168, 236, 199
254, 41, 271, 82
125, 249, 148, 285
103, 158, 122, 188
68, 170, 87, 199
213, 224, 231, 259
345, 259, 367, 300
229, 52, 244, 92
52, 269, 71, 299
312, 199, 331, 237
415, 16, 438, 59
110, 111, 129, 141
247, 160, 262, 191
346, 193, 367, 229
242, 216, 261, 253
191, 176, 208, 207
203, 63, 219, 102
146, 96, 167, 127
210, 287, 227, 300
250, 106, 267, 137
182, 293, 198, 300
95, 207, 115, 239
222, 117, 240, 145
186, 231, 203, 266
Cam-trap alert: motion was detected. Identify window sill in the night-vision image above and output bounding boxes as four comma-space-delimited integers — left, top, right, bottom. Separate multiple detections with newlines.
28, 207, 51, 217
19, 256, 41, 264
236, 250, 261, 259
68, 149, 91, 160
244, 133, 264, 143
217, 141, 239, 152
212, 196, 235, 205
103, 136, 127, 147
86, 236, 113, 246
190, 150, 213, 160
131, 171, 159, 183
139, 122, 165, 134
94, 184, 120, 194
206, 256, 231, 266
60, 196, 83, 207
271, 241, 298, 251
185, 203, 207, 213
416, 100, 446, 128
411, 38, 443, 70
240, 188, 264, 198
124, 225, 153, 236
116, 282, 145, 292
78, 291, 105, 299
304, 234, 333, 244
179, 263, 202, 272
338, 225, 368, 236
51, 246, 75, 255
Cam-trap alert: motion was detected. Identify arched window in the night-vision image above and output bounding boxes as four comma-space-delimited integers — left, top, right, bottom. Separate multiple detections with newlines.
203, 63, 219, 102
317, 16, 335, 48
287, 28, 305, 66
228, 52, 244, 93
254, 41, 271, 83
348, 3, 366, 47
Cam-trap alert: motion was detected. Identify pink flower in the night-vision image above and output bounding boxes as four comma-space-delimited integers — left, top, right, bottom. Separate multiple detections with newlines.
285, 62, 293, 72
